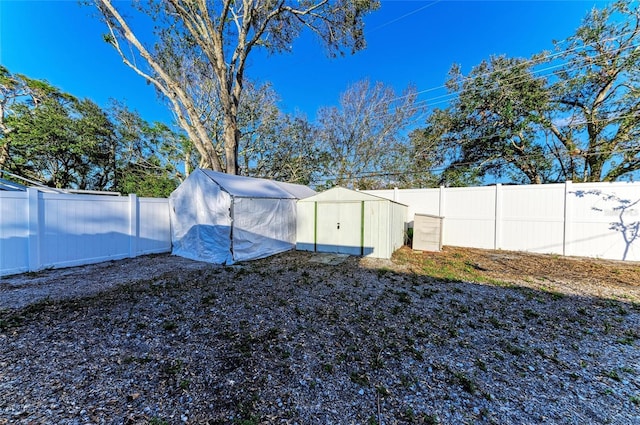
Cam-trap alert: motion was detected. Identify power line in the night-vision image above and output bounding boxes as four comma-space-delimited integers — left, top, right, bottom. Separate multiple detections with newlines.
370, 0, 443, 32
370, 18, 639, 109
352, 40, 640, 128
311, 111, 640, 186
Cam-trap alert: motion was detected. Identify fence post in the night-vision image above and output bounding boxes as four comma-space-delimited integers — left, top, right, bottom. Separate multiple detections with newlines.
393, 187, 399, 202
563, 181, 572, 257
439, 186, 446, 245
27, 188, 41, 272
129, 194, 139, 258
494, 183, 503, 250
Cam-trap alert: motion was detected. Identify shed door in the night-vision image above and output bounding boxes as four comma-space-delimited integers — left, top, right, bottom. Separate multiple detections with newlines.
316, 202, 362, 255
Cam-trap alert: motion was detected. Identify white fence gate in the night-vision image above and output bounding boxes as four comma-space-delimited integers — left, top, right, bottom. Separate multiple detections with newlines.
366, 181, 640, 262
1, 189, 172, 277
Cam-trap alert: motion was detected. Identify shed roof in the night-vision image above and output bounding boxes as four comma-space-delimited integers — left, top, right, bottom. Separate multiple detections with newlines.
199, 169, 315, 199
299, 186, 407, 205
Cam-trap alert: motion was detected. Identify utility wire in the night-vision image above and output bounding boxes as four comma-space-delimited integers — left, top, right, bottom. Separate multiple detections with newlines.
311, 110, 640, 186
352, 42, 640, 128
370, 19, 638, 109
370, 0, 443, 32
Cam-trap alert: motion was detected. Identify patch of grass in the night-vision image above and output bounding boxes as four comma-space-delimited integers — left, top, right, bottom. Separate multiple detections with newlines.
122, 355, 153, 365
488, 316, 504, 329
423, 413, 440, 425
503, 342, 527, 356
399, 374, 417, 388
376, 267, 393, 278
616, 336, 636, 345
474, 357, 488, 372
616, 329, 638, 345
615, 305, 629, 316
376, 385, 390, 396
540, 286, 565, 300
161, 359, 184, 376
397, 291, 412, 304
406, 345, 424, 361
421, 288, 439, 299
452, 371, 478, 394
321, 363, 334, 374
371, 351, 385, 370
393, 249, 511, 286
604, 369, 621, 382
350, 371, 369, 387
162, 321, 177, 331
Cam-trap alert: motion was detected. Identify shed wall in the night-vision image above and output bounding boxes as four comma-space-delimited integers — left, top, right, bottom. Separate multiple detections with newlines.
296, 202, 316, 252
296, 194, 407, 259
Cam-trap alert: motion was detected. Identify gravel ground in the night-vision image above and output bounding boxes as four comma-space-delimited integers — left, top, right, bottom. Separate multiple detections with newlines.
0, 249, 639, 424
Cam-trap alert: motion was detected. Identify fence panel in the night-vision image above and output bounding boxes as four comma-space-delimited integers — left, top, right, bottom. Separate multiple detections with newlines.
367, 181, 640, 261
39, 193, 131, 269
442, 186, 496, 249
0, 191, 29, 275
500, 184, 565, 255
566, 182, 639, 261
365, 188, 441, 223
1, 190, 171, 277
138, 197, 172, 255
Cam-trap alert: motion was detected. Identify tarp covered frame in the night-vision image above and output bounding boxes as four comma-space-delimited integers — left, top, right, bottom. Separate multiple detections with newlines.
169, 169, 316, 264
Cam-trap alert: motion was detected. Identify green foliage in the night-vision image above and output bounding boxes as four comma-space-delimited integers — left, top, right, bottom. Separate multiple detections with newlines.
6, 88, 117, 189
413, 56, 553, 186
410, 2, 640, 185
0, 67, 183, 195
547, 1, 640, 182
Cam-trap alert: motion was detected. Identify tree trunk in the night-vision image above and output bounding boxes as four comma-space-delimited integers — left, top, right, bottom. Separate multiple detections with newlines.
223, 118, 239, 175
0, 142, 8, 170
0, 102, 10, 170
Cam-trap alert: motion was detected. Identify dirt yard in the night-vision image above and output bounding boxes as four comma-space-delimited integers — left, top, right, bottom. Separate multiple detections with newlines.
390, 246, 640, 302
1, 247, 639, 424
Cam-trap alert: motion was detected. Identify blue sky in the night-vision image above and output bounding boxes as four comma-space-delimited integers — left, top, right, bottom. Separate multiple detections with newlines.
0, 0, 609, 127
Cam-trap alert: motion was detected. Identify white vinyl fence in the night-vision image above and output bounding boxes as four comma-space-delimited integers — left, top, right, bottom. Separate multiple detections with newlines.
1, 189, 171, 277
366, 181, 640, 262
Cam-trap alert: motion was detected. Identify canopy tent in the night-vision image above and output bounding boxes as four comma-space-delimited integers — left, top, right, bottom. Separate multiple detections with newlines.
169, 169, 315, 264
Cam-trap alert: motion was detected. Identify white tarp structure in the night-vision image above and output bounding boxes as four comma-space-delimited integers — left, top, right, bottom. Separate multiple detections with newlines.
297, 187, 408, 259
169, 169, 315, 264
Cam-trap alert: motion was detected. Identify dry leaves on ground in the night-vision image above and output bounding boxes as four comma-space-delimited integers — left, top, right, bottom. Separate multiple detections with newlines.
0, 247, 639, 424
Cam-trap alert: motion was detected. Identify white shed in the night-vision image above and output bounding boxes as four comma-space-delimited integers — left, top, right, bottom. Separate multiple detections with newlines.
170, 169, 315, 264
296, 187, 408, 259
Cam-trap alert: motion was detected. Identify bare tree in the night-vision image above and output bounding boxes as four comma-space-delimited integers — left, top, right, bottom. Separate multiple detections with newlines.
95, 0, 378, 175
316, 80, 425, 189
